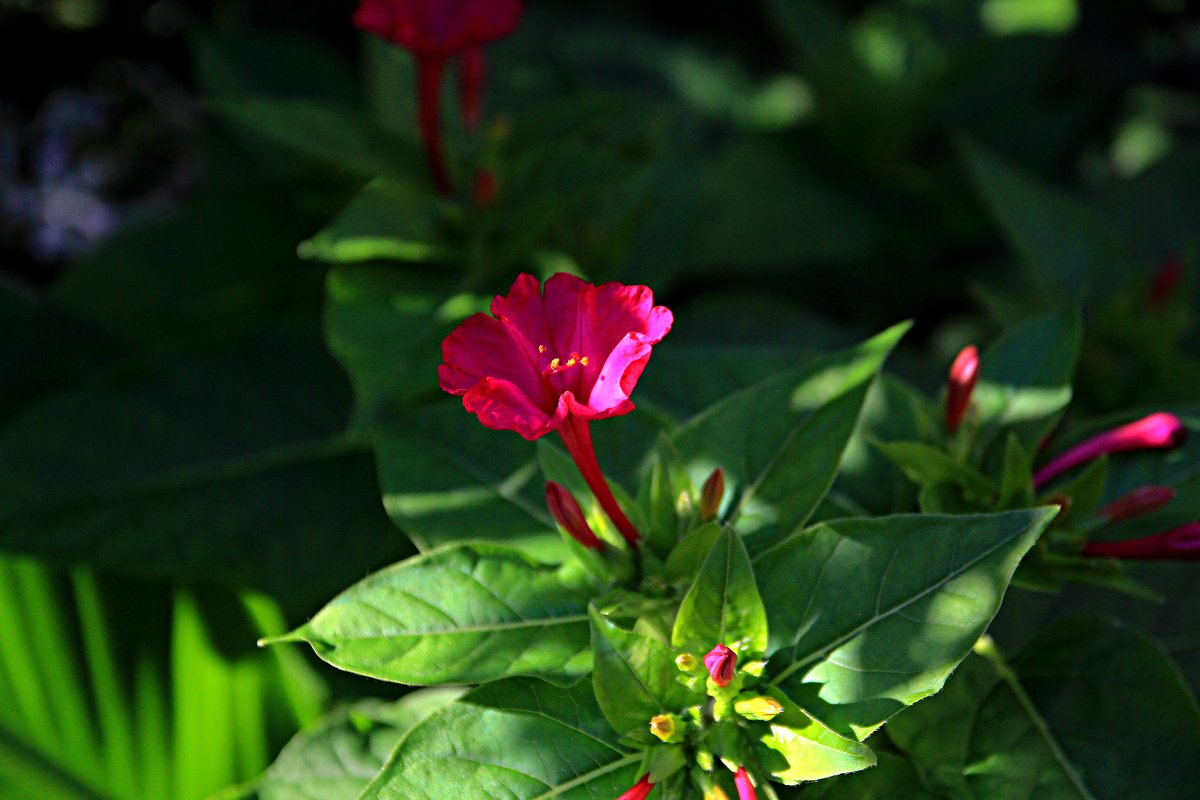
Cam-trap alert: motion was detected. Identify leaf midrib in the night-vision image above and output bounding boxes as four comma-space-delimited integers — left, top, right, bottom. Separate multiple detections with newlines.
768, 530, 1019, 687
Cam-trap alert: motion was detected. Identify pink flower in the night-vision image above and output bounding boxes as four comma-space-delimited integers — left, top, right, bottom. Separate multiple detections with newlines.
703, 643, 736, 687
545, 482, 604, 551
617, 773, 654, 800
1083, 523, 1200, 561
1098, 486, 1175, 522
733, 767, 756, 800
1033, 413, 1186, 489
440, 273, 672, 547
945, 344, 979, 434
352, 0, 524, 193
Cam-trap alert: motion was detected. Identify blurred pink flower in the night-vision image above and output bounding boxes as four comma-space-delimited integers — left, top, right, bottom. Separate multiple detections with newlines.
1033, 413, 1186, 489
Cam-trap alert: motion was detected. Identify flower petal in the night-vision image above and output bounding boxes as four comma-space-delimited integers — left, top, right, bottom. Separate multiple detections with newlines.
438, 312, 544, 405
462, 377, 569, 440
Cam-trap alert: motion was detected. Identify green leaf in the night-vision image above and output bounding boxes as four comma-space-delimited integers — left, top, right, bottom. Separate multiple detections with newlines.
672, 527, 769, 656
972, 309, 1082, 457
873, 441, 995, 501
663, 522, 722, 585
997, 434, 1034, 510
890, 618, 1200, 800
670, 324, 908, 543
799, 751, 942, 800
757, 509, 1057, 739
755, 689, 876, 784
371, 403, 565, 559
961, 139, 1138, 299
275, 543, 592, 686
299, 178, 444, 264
260, 690, 464, 800
589, 608, 702, 739
360, 678, 640, 800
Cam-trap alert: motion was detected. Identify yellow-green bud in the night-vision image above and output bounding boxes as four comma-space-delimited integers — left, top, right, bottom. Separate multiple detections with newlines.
704, 786, 730, 800
733, 695, 784, 721
675, 652, 698, 672
696, 748, 714, 772
649, 713, 680, 742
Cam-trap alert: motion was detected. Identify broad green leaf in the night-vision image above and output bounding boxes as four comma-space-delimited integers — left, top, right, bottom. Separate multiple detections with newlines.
757, 509, 1056, 739
372, 403, 565, 559
260, 690, 464, 800
322, 265, 480, 428
755, 689, 876, 784
663, 522, 722, 585
299, 177, 444, 264
360, 678, 640, 800
670, 324, 908, 542
961, 139, 1138, 299
0, 329, 404, 610
890, 618, 1200, 800
972, 309, 1081, 458
873, 441, 995, 501
590, 608, 702, 739
798, 751, 941, 800
672, 527, 768, 656
274, 543, 592, 686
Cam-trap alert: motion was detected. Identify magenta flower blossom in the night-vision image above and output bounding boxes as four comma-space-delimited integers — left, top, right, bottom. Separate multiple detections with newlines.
616, 774, 654, 800
1033, 413, 1186, 489
440, 273, 672, 547
1099, 486, 1176, 522
545, 481, 604, 551
703, 643, 737, 687
945, 344, 979, 434
733, 767, 757, 800
1083, 523, 1200, 561
352, 0, 524, 193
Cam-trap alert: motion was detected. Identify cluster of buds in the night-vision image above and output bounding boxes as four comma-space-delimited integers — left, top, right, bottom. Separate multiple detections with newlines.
619, 643, 776, 799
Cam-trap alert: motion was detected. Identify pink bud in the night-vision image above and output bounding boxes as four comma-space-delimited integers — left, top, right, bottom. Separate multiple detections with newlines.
703, 643, 737, 687
1083, 522, 1200, 561
617, 773, 655, 800
733, 767, 757, 800
545, 482, 604, 551
1098, 486, 1175, 522
1033, 413, 1186, 489
945, 345, 979, 434
700, 468, 725, 522
1150, 255, 1183, 309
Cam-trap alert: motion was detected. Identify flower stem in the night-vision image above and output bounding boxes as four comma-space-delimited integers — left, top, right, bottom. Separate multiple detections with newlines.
416, 56, 452, 195
557, 416, 641, 549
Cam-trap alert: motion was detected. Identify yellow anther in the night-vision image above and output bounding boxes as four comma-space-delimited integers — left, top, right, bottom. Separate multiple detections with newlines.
580, 356, 589, 366
537, 344, 547, 353
565, 357, 576, 367
548, 358, 561, 371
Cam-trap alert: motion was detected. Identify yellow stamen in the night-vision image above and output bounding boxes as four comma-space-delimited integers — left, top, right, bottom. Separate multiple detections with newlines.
580, 356, 589, 366
538, 344, 547, 353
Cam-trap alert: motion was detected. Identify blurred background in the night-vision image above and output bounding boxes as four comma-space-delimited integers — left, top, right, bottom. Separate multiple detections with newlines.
1, 0, 1198, 798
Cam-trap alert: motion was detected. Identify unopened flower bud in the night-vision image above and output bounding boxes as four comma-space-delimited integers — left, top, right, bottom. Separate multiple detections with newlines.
1083, 522, 1200, 561
1099, 486, 1175, 522
704, 643, 737, 687
1150, 255, 1183, 309
945, 344, 979, 434
733, 695, 784, 721
617, 773, 654, 800
545, 482, 603, 551
700, 468, 725, 521
648, 713, 680, 742
733, 766, 757, 800
704, 786, 730, 800
675, 652, 698, 672
1034, 413, 1186, 489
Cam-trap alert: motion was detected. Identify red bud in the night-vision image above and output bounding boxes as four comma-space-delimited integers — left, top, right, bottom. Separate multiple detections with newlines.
700, 468, 725, 522
1098, 486, 1175, 522
945, 345, 979, 434
545, 482, 604, 551
1034, 413, 1186, 489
